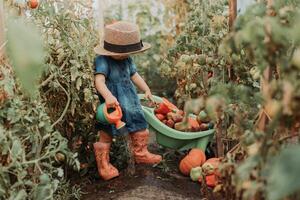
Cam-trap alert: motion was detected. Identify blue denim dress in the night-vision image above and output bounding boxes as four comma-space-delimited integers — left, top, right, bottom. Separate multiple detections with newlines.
94, 55, 148, 136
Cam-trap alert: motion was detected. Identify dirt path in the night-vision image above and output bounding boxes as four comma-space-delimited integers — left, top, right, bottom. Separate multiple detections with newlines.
80, 164, 200, 200
75, 134, 206, 200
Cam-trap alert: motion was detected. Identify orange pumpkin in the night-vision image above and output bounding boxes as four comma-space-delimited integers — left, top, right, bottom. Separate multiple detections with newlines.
179, 148, 206, 176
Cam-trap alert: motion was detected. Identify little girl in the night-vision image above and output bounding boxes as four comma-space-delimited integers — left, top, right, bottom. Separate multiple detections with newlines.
93, 21, 162, 181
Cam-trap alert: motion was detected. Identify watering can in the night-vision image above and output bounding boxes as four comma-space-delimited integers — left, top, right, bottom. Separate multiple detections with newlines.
96, 103, 128, 135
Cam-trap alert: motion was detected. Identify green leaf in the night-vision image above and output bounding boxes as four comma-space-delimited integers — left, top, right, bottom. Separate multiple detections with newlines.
237, 155, 260, 181
7, 17, 46, 98
76, 78, 82, 90
70, 66, 79, 82
8, 189, 27, 200
11, 139, 22, 161
267, 146, 300, 200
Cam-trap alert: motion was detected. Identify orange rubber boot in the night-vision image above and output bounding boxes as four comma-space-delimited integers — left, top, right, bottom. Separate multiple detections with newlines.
93, 131, 119, 180
130, 130, 162, 164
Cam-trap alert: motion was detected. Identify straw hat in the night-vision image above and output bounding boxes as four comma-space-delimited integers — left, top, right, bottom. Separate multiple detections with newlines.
94, 21, 151, 56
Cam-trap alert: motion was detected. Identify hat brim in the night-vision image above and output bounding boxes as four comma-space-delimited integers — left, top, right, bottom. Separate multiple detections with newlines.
94, 42, 151, 56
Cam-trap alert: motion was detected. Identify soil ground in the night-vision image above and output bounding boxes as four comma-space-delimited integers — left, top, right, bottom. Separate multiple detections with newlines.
74, 131, 207, 200
80, 164, 200, 200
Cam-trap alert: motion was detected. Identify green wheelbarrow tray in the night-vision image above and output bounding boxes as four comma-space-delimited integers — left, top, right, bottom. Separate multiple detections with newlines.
138, 94, 215, 152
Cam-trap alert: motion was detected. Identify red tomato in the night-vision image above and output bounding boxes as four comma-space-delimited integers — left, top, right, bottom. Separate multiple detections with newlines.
155, 114, 166, 121
188, 115, 200, 131
28, 0, 39, 9
155, 102, 170, 115
166, 119, 175, 128
205, 174, 218, 187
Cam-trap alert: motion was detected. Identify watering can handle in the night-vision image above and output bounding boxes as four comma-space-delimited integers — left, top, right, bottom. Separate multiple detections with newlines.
103, 104, 123, 122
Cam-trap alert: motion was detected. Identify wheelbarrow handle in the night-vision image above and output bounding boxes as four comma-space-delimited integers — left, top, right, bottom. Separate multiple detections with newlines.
138, 94, 162, 104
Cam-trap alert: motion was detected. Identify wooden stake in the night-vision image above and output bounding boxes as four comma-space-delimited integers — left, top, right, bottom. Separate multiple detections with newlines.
267, 0, 274, 6
256, 0, 274, 132
216, 119, 224, 157
229, 0, 237, 30
0, 0, 5, 59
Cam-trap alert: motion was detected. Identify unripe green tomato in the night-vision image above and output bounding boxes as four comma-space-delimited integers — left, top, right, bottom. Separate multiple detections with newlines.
198, 110, 210, 122
231, 54, 240, 63
175, 61, 186, 68
250, 67, 260, 80
198, 54, 207, 65
55, 152, 66, 163
253, 71, 260, 80
206, 57, 214, 65
190, 166, 203, 181
279, 8, 288, 19
189, 83, 197, 90
292, 49, 300, 69
180, 54, 192, 63
39, 174, 50, 184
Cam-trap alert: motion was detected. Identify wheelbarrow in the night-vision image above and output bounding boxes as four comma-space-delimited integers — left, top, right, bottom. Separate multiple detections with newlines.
139, 94, 215, 152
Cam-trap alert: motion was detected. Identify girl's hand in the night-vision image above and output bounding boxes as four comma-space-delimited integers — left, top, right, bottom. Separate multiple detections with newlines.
145, 90, 153, 101
105, 95, 119, 108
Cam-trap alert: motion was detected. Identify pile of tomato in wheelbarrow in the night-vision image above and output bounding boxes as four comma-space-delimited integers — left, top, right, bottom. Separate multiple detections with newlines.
153, 98, 214, 132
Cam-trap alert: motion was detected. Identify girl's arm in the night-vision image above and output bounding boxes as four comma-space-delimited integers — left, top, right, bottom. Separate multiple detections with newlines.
95, 74, 119, 107
131, 73, 153, 100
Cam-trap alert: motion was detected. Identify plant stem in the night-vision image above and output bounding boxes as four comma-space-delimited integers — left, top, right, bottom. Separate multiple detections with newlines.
51, 80, 70, 128
229, 0, 237, 31
0, 0, 5, 59
216, 119, 224, 157
40, 59, 69, 87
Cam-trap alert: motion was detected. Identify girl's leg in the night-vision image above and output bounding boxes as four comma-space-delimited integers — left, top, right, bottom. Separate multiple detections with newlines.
130, 129, 162, 164
93, 130, 119, 180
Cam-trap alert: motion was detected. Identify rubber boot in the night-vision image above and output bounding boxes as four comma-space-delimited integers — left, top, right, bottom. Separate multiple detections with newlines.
93, 131, 119, 180
130, 129, 162, 164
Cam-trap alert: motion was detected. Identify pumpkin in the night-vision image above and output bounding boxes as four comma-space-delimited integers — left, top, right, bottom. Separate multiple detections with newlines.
190, 166, 203, 181
179, 148, 206, 176
202, 158, 221, 176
